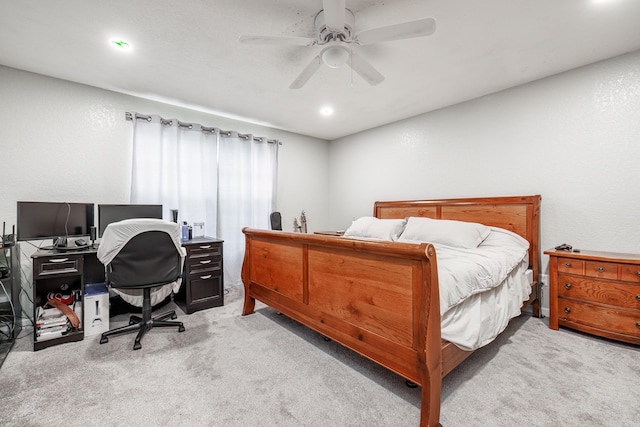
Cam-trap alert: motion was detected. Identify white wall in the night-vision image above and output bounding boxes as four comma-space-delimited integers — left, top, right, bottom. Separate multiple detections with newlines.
4, 48, 640, 317
329, 50, 640, 313
0, 66, 330, 236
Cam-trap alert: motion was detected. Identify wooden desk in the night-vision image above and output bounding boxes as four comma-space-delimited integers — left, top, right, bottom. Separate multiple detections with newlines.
31, 237, 225, 350
31, 246, 100, 350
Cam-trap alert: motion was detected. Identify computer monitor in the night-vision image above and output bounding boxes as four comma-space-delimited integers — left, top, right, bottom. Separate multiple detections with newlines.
17, 201, 95, 242
98, 204, 163, 237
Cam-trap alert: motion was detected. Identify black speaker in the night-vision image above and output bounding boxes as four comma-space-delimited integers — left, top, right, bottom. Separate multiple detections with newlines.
90, 226, 97, 242
270, 212, 282, 231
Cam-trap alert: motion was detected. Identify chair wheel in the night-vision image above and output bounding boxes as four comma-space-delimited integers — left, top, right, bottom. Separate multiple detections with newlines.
100, 336, 108, 344
133, 341, 141, 350
129, 320, 136, 326
178, 324, 185, 333
406, 380, 418, 388
171, 313, 177, 320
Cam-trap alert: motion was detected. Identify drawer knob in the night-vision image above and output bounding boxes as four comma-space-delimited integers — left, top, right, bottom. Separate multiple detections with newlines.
636, 294, 640, 301
200, 275, 212, 280
50, 258, 69, 263
637, 322, 640, 329
199, 260, 212, 264
597, 267, 605, 273
565, 262, 571, 267
636, 271, 640, 277
199, 245, 212, 249
564, 307, 571, 314
564, 283, 572, 290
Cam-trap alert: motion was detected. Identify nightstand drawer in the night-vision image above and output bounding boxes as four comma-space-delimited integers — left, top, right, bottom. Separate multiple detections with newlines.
557, 257, 583, 274
558, 274, 640, 309
620, 264, 640, 283
558, 299, 640, 337
584, 260, 617, 280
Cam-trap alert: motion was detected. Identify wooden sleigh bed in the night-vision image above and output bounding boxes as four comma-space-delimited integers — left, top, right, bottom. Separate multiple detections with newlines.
241, 195, 541, 426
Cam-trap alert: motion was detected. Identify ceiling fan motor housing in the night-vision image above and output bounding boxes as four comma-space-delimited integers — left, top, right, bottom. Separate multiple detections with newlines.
315, 9, 355, 44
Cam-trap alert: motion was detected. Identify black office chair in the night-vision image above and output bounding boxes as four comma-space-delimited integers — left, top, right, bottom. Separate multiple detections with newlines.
270, 211, 282, 230
97, 219, 185, 350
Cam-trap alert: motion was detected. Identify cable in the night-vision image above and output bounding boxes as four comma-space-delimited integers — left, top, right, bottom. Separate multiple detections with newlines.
20, 286, 33, 305
64, 202, 71, 238
0, 246, 10, 279
0, 279, 16, 339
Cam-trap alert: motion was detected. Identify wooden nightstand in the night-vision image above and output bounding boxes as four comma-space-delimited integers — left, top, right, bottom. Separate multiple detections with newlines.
545, 248, 640, 344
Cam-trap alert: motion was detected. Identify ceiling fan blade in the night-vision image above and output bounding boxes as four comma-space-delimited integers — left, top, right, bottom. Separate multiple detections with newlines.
355, 17, 436, 45
289, 55, 323, 89
347, 51, 384, 86
323, 0, 346, 31
239, 35, 316, 46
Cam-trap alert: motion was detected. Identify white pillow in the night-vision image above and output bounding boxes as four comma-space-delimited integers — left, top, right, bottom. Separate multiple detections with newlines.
343, 217, 407, 241
397, 217, 491, 249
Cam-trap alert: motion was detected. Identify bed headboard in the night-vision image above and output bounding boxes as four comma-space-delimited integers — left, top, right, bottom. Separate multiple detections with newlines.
374, 195, 541, 281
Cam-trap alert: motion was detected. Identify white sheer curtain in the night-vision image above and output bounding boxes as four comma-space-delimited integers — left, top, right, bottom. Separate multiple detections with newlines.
130, 116, 218, 231
218, 132, 278, 287
130, 114, 278, 288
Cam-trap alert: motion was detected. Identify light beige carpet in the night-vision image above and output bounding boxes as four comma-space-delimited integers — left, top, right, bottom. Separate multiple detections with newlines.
0, 287, 637, 426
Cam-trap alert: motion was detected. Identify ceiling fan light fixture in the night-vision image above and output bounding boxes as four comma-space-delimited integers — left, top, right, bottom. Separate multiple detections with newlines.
321, 46, 349, 68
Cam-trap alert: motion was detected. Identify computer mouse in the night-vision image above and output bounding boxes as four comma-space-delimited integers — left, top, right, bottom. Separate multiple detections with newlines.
74, 238, 87, 246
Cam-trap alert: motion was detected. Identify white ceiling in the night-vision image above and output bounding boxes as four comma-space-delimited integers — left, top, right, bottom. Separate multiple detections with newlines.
1, 0, 639, 140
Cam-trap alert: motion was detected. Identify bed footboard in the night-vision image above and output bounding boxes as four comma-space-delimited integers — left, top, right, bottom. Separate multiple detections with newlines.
241, 228, 442, 426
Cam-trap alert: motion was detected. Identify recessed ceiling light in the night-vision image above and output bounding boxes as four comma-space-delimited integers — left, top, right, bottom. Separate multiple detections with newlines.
320, 106, 334, 116
110, 38, 131, 50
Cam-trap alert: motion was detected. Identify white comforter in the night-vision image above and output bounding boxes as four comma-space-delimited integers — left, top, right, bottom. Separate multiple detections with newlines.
400, 226, 531, 350
432, 227, 530, 315
436, 227, 531, 350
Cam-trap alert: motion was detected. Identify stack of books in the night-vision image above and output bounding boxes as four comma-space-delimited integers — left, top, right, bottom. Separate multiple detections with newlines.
35, 306, 69, 341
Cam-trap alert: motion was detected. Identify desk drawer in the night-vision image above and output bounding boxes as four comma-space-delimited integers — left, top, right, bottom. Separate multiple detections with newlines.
34, 255, 83, 278
190, 275, 223, 302
187, 243, 222, 258
189, 258, 222, 276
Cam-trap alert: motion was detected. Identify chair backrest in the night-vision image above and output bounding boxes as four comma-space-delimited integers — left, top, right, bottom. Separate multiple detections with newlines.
98, 219, 183, 290
270, 211, 282, 231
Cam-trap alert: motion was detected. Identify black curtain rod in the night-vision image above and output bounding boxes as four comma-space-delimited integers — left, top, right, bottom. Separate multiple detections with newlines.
125, 112, 281, 145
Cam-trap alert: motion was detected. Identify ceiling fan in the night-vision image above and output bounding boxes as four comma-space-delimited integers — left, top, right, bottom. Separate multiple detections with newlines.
239, 0, 436, 89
